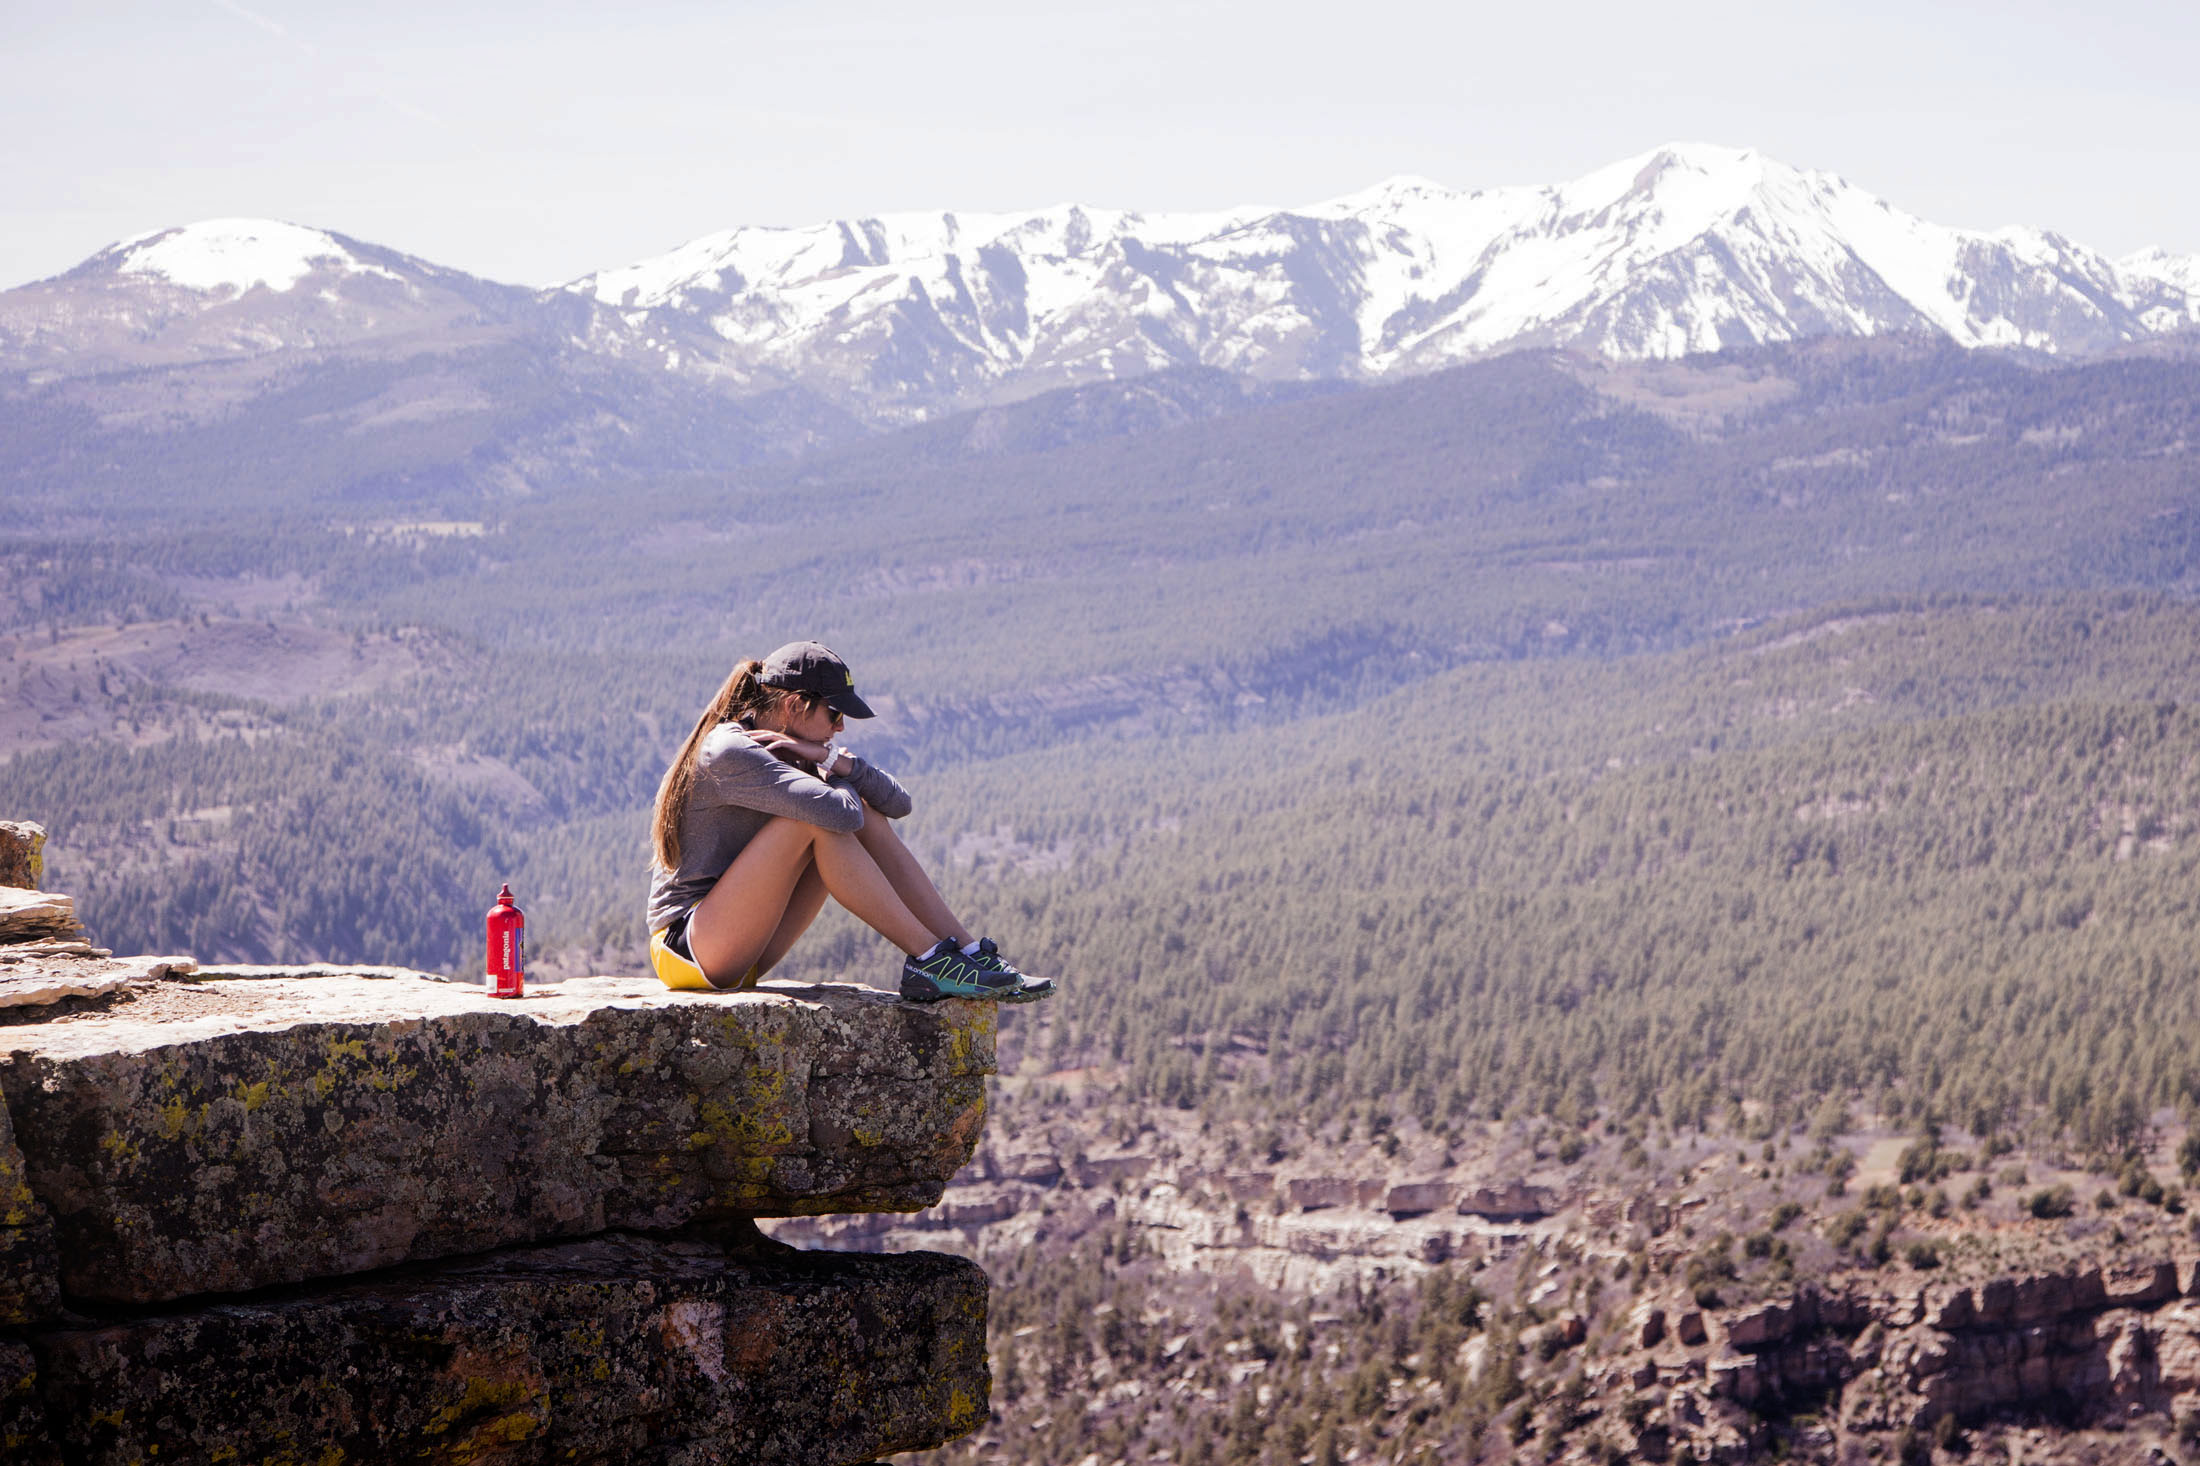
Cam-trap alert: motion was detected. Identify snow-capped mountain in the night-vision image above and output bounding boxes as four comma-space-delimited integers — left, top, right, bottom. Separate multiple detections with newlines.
565, 143, 2200, 419
0, 219, 858, 490
8, 146, 2199, 428
0, 218, 570, 375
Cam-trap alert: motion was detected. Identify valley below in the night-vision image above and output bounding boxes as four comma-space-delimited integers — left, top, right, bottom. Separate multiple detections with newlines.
792, 1057, 2200, 1465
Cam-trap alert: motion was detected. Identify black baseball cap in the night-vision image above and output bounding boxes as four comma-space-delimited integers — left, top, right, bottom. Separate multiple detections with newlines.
758, 641, 875, 719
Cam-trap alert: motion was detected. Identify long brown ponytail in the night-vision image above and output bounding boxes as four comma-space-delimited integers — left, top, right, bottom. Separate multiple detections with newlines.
650, 659, 787, 870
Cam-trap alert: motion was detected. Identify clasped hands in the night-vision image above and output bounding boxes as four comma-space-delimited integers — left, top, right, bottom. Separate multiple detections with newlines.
748, 729, 840, 775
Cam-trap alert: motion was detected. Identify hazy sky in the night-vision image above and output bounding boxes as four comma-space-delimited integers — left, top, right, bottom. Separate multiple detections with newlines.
6, 0, 2196, 290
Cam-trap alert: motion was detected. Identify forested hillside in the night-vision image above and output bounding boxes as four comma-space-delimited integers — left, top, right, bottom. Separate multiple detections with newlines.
705, 598, 2196, 1142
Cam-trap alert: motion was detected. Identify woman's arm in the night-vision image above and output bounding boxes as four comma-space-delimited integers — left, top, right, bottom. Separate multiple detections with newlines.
752, 730, 915, 820
692, 726, 868, 832
840, 753, 912, 819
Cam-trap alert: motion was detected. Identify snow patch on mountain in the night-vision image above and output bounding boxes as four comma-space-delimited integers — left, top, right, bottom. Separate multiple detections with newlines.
2122, 246, 2200, 292
113, 220, 396, 295
2118, 247, 2200, 331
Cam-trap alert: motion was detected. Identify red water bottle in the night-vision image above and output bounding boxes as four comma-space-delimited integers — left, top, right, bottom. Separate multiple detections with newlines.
486, 883, 525, 998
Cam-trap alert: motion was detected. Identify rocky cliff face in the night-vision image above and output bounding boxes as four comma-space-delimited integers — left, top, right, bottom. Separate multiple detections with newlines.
1606, 1262, 2200, 1461
24, 1231, 987, 1466
0, 820, 995, 1465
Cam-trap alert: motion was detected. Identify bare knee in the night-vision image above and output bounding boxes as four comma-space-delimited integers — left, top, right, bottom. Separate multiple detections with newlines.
756, 815, 814, 840
761, 814, 852, 847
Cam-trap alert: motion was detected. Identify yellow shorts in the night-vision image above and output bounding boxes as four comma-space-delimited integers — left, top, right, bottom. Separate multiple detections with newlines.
649, 918, 758, 992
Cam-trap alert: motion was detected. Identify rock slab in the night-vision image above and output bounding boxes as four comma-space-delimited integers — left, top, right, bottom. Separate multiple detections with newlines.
0, 890, 81, 947
26, 1229, 989, 1466
0, 974, 993, 1303
0, 953, 189, 1010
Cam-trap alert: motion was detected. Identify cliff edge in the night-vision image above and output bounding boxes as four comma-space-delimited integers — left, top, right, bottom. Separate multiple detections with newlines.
0, 820, 994, 1465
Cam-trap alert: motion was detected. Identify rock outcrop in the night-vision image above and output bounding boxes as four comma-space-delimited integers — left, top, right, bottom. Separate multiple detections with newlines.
2, 972, 990, 1302
1587, 1259, 2200, 1460
1696, 1264, 2200, 1429
1458, 1181, 1557, 1221
0, 821, 43, 890
0, 886, 998, 1466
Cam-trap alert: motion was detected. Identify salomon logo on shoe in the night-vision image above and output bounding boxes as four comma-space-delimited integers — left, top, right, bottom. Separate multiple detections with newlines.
899, 944, 1024, 1003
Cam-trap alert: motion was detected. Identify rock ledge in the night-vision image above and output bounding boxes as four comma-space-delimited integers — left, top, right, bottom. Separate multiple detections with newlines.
1, 972, 994, 1304
0, 962, 996, 1465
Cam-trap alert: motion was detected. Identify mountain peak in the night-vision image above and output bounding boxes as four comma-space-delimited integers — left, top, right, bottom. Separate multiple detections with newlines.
96, 219, 393, 296
1321, 175, 1459, 209
1558, 141, 1788, 220
1631, 140, 1765, 173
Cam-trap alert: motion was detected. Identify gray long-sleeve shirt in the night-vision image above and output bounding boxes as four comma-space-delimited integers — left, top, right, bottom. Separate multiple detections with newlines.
647, 723, 913, 933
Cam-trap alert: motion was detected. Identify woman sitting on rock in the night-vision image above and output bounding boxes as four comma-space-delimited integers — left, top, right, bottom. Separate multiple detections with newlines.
647, 640, 1052, 1003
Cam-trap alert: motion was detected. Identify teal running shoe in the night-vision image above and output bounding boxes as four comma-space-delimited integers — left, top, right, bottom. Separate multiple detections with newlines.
966, 937, 1056, 1003
899, 943, 1025, 1003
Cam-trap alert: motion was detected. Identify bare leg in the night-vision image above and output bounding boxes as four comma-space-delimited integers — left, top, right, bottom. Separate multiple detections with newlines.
689, 817, 942, 985
855, 807, 973, 947
752, 860, 828, 977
